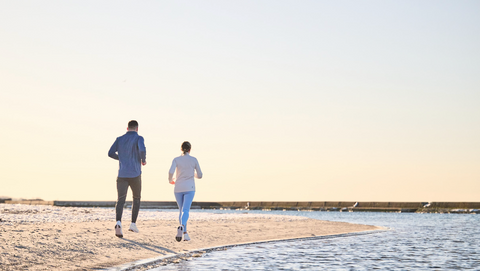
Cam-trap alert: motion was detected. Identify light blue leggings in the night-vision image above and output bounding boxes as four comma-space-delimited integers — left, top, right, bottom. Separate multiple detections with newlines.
174, 191, 195, 232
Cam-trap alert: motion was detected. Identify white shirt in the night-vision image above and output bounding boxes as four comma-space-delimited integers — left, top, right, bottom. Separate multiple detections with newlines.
169, 153, 203, 193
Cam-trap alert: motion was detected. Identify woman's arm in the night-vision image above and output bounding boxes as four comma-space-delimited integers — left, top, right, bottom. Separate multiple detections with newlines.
168, 159, 176, 184
194, 159, 203, 179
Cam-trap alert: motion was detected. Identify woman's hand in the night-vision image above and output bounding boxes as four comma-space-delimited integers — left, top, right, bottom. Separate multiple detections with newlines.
169, 178, 175, 185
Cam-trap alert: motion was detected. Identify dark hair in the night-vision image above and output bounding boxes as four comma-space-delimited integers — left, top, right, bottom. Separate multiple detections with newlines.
128, 120, 139, 129
181, 141, 191, 154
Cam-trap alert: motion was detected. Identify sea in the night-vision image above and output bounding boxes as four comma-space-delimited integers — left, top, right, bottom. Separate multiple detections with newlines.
148, 210, 480, 271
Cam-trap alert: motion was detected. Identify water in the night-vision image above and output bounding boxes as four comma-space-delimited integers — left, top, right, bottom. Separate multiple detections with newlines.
149, 210, 480, 270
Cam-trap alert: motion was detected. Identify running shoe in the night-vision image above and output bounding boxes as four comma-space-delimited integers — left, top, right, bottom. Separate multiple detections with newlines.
129, 223, 139, 233
115, 224, 123, 238
176, 225, 184, 242
183, 233, 191, 241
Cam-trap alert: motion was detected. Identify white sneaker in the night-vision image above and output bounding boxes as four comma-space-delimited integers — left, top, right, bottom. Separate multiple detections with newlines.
183, 232, 190, 241
176, 225, 184, 242
129, 223, 139, 233
115, 224, 123, 238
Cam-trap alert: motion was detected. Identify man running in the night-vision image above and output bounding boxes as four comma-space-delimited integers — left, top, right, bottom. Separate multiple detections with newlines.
108, 120, 146, 238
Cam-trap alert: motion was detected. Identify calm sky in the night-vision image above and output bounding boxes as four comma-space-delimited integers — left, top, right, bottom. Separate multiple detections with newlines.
1, 1, 479, 202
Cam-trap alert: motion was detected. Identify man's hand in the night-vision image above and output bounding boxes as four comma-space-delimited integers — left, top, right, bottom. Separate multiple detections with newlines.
142, 161, 147, 166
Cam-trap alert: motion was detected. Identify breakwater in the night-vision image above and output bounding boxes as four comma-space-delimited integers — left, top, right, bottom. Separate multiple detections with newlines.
2, 200, 480, 213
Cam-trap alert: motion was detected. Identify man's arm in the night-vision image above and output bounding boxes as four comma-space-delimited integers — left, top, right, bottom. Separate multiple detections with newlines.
108, 139, 119, 160
138, 136, 146, 165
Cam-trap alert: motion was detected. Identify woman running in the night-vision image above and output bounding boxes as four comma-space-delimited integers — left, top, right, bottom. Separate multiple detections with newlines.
168, 141, 203, 242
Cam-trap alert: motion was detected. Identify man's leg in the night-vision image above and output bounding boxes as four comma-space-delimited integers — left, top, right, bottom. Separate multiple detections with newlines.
115, 178, 129, 238
129, 175, 142, 224
115, 178, 129, 222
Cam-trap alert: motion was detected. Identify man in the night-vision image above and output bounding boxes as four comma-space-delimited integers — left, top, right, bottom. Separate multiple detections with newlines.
108, 120, 146, 238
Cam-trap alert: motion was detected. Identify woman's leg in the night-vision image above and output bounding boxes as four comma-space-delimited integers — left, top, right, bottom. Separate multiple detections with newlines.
174, 192, 185, 226
180, 191, 195, 232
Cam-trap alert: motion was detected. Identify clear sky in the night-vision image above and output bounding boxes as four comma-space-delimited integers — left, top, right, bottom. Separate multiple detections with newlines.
1, 1, 479, 202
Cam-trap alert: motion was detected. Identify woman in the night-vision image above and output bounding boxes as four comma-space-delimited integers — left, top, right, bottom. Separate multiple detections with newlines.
169, 141, 203, 242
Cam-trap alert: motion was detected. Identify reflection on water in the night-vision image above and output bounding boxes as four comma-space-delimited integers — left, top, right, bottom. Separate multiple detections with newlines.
150, 211, 480, 270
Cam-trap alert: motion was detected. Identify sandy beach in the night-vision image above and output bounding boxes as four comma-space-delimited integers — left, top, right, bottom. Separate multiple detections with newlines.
0, 204, 380, 270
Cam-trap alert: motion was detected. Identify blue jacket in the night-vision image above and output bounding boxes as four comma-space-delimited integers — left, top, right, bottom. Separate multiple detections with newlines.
108, 131, 146, 178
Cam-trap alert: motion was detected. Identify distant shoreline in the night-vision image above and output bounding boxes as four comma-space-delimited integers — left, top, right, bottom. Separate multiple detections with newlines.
2, 199, 480, 214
